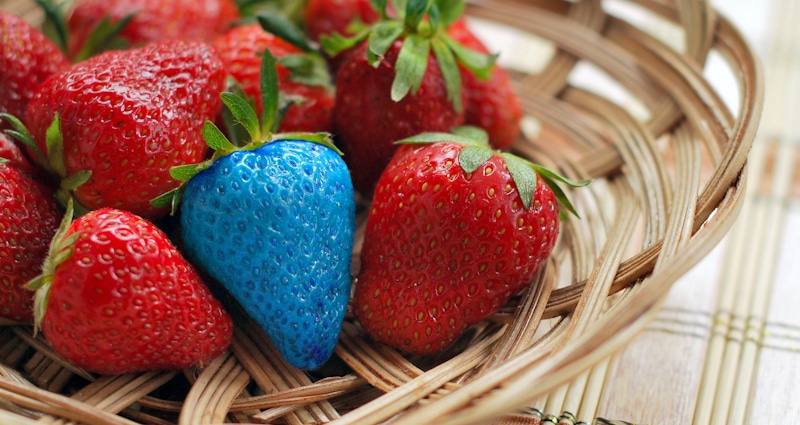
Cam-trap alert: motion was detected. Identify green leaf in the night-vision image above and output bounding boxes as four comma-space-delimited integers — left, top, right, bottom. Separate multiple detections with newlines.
452, 125, 489, 145
45, 113, 67, 178
278, 54, 334, 88
60, 170, 92, 191
0, 113, 47, 167
458, 145, 493, 174
391, 35, 430, 101
260, 49, 281, 134
367, 21, 405, 66
30, 197, 76, 334
530, 164, 593, 189
531, 164, 592, 218
500, 153, 538, 211
431, 36, 463, 112
320, 29, 370, 57
221, 92, 261, 142
395, 131, 483, 147
434, 0, 465, 27
440, 33, 497, 80
275, 132, 343, 156
35, 0, 70, 55
370, 0, 389, 18
218, 78, 252, 148
257, 12, 314, 52
73, 14, 134, 62
404, 0, 433, 31
150, 186, 183, 214
203, 121, 237, 153
169, 163, 206, 182
426, 2, 441, 34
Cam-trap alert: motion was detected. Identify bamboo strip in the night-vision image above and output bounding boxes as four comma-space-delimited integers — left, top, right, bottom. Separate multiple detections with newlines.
0, 409, 42, 425
691, 143, 768, 425
231, 375, 366, 410
39, 371, 177, 425
0, 377, 139, 425
11, 328, 94, 381
178, 353, 250, 425
725, 140, 794, 424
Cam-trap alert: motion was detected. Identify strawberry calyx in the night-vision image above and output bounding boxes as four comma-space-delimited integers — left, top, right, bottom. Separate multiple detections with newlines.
151, 49, 342, 214
36, 0, 134, 61
255, 12, 335, 90
26, 199, 79, 335
320, 0, 496, 112
397, 126, 591, 217
1, 112, 93, 215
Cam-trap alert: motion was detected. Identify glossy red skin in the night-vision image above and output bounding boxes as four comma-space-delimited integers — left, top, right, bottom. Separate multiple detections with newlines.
42, 208, 233, 375
66, 0, 240, 57
0, 163, 62, 322
333, 40, 466, 196
354, 143, 559, 355
24, 40, 225, 220
279, 81, 334, 133
0, 13, 70, 130
447, 19, 522, 150
212, 24, 334, 132
0, 133, 37, 175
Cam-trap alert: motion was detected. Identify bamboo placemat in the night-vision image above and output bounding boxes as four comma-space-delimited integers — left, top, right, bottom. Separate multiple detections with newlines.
527, 1, 798, 423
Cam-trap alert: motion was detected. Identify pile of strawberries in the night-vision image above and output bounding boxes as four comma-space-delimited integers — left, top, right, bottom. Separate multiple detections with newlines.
0, 0, 585, 377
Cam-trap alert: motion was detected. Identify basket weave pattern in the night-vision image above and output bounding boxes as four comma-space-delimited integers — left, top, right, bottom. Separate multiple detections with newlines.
0, 0, 763, 424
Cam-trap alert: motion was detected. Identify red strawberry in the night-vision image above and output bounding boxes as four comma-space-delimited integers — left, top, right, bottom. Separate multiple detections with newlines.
333, 38, 465, 195
0, 12, 70, 130
353, 130, 585, 354
66, 0, 240, 57
446, 19, 522, 150
212, 23, 334, 133
24, 40, 225, 220
303, 0, 380, 42
303, 0, 381, 72
327, 0, 496, 196
0, 160, 62, 323
29, 204, 234, 375
0, 132, 37, 176
279, 80, 334, 133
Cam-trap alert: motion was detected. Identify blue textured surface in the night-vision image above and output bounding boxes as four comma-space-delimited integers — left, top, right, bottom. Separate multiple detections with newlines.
180, 140, 356, 370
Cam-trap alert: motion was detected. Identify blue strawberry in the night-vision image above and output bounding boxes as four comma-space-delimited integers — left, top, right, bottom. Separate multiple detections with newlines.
153, 50, 356, 370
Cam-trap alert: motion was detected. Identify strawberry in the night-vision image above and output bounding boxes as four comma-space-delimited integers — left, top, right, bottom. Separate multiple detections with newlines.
65, 0, 240, 58
28, 202, 234, 375
0, 132, 37, 176
0, 12, 70, 130
278, 80, 334, 133
303, 0, 381, 72
212, 22, 334, 134
155, 52, 356, 370
303, 0, 380, 42
325, 0, 496, 196
353, 128, 587, 355
0, 159, 62, 323
447, 19, 522, 150
22, 39, 225, 220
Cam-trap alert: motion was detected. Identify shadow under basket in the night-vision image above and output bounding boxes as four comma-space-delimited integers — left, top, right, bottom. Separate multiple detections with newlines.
0, 0, 764, 424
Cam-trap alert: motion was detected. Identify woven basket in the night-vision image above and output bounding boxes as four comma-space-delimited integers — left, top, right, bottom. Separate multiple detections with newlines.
0, 0, 763, 424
